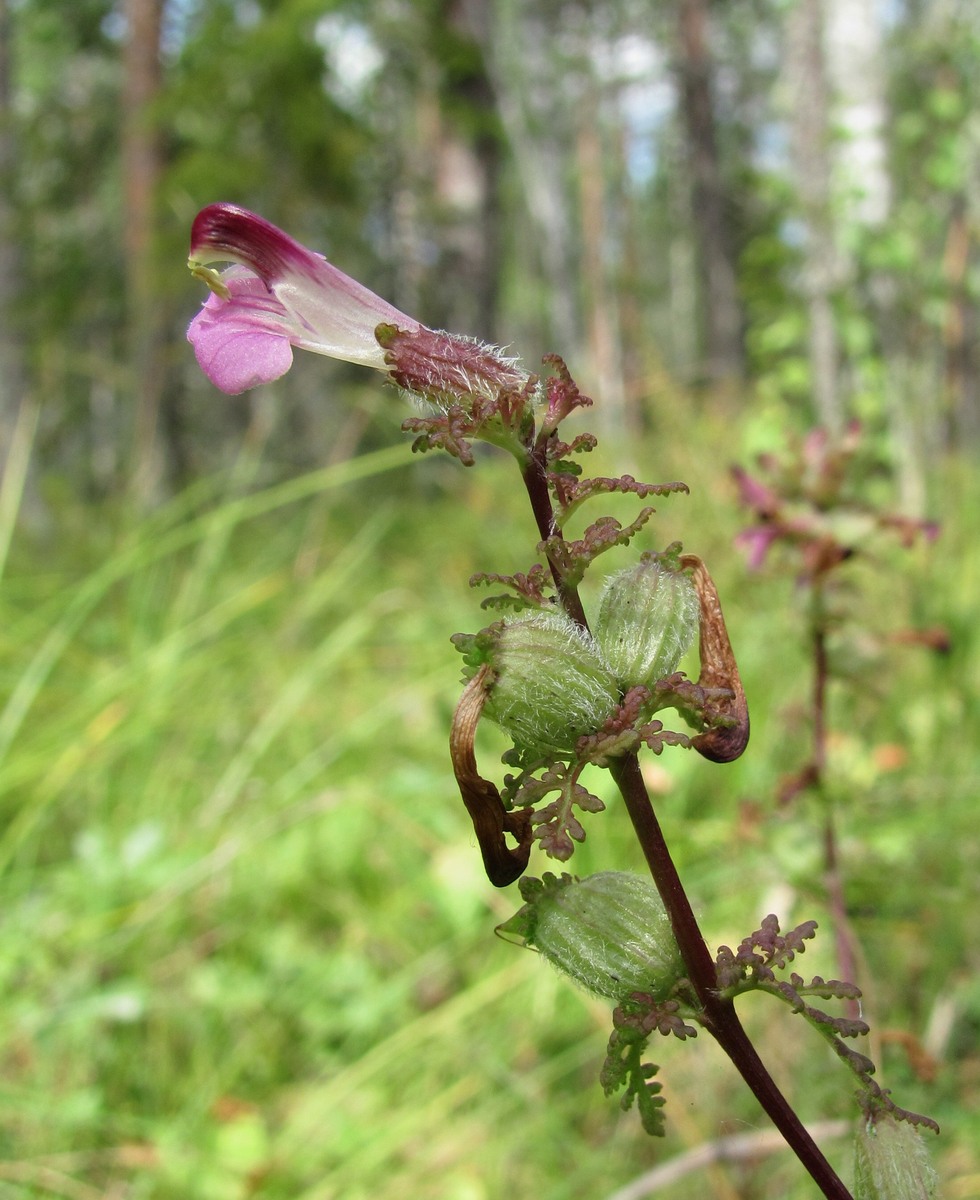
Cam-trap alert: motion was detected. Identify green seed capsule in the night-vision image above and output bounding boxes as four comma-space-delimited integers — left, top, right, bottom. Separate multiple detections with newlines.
854, 1116, 937, 1200
499, 872, 684, 1002
482, 613, 620, 755
593, 558, 699, 691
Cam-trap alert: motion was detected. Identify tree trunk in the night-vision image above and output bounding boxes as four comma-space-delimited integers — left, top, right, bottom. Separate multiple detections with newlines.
576, 87, 629, 442
676, 0, 744, 384
0, 0, 27, 447
941, 198, 980, 446
123, 0, 166, 503
431, 0, 505, 340
488, 0, 580, 355
787, 0, 842, 432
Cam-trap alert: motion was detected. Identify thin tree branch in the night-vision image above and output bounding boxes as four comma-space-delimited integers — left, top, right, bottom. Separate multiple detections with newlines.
604, 1120, 851, 1200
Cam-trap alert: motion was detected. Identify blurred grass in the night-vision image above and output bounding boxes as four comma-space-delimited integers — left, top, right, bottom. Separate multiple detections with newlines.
0, 413, 977, 1200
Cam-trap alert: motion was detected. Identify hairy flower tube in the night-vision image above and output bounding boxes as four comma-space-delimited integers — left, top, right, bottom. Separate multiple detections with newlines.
187, 203, 531, 405
499, 872, 685, 1002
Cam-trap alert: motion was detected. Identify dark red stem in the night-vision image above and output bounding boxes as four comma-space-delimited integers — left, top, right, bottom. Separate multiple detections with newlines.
610, 754, 853, 1200
518, 455, 854, 1200
813, 608, 861, 1019
522, 444, 589, 629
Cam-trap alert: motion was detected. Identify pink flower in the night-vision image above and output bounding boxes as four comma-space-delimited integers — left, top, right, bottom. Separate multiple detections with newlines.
187, 203, 421, 394
187, 204, 532, 410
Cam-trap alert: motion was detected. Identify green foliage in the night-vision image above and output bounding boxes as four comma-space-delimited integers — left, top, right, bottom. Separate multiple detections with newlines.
3, 0, 980, 1187
6, 0, 980, 496
0, 417, 975, 1196
12, 0, 124, 384
164, 0, 372, 214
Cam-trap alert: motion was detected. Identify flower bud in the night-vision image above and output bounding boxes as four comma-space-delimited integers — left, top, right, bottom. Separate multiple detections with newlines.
593, 557, 699, 691
499, 872, 684, 1001
481, 613, 620, 755
854, 1115, 937, 1200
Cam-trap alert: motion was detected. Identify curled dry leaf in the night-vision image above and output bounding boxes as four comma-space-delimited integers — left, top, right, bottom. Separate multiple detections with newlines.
450, 665, 533, 886
680, 555, 750, 764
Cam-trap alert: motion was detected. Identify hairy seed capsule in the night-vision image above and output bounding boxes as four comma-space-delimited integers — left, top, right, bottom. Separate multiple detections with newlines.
593, 557, 700, 691
854, 1116, 937, 1200
499, 871, 684, 1001
482, 613, 620, 755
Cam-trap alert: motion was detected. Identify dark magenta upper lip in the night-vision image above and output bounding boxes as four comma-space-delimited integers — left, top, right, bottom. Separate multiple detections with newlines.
190, 203, 321, 282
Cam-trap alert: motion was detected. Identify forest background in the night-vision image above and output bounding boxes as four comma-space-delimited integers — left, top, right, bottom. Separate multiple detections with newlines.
0, 1, 978, 1198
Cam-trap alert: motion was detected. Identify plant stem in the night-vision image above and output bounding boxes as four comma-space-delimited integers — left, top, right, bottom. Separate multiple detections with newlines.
813, 601, 861, 1020
610, 753, 854, 1200
517, 456, 853, 1199
522, 447, 589, 629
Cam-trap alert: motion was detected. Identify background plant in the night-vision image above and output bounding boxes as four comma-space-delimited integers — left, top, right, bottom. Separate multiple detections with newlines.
732, 423, 942, 1010
0, 414, 974, 1199
1, 0, 977, 1195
